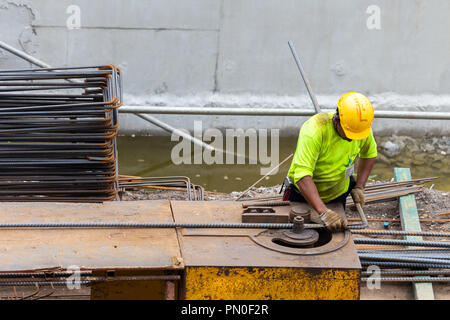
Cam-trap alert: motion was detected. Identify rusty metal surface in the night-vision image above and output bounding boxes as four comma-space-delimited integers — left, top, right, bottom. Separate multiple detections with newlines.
90, 269, 181, 300
240, 202, 317, 224
0, 200, 183, 271
242, 204, 290, 223
171, 201, 361, 269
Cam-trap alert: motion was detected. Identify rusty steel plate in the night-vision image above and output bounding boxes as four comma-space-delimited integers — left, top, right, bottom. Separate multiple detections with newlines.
0, 200, 183, 272
171, 201, 361, 269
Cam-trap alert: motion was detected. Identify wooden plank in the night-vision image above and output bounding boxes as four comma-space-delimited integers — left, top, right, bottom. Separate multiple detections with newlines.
394, 168, 435, 300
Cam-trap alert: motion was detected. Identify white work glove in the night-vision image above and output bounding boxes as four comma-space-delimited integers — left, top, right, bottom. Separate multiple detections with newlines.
319, 209, 348, 232
350, 186, 365, 206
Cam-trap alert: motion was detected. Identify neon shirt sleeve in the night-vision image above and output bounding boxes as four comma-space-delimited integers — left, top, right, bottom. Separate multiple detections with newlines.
291, 126, 322, 184
359, 130, 378, 159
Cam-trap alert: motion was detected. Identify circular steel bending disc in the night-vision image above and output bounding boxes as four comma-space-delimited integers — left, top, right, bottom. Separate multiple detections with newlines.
281, 229, 319, 247
250, 229, 350, 255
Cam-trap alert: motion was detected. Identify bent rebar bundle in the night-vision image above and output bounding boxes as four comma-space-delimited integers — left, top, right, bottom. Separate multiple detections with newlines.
0, 66, 122, 202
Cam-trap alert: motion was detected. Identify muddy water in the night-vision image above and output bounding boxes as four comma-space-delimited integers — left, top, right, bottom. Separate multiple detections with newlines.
118, 136, 450, 193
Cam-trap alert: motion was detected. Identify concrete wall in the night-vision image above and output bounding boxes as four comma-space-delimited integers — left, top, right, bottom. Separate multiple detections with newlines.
1, 0, 449, 135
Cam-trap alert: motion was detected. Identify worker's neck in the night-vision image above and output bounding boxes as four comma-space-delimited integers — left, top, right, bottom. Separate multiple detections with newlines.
332, 115, 352, 142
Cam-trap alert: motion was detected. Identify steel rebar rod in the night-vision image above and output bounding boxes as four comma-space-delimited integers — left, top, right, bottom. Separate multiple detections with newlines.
358, 252, 450, 260
361, 270, 450, 276
235, 153, 293, 200
360, 277, 450, 283
347, 203, 369, 229
0, 274, 180, 281
358, 249, 450, 254
0, 222, 300, 229
358, 254, 450, 266
287, 40, 322, 114
242, 200, 291, 208
0, 281, 90, 287
0, 271, 92, 278
359, 260, 450, 269
0, 221, 419, 230
353, 238, 450, 248
0, 275, 182, 287
352, 230, 450, 237
364, 177, 438, 190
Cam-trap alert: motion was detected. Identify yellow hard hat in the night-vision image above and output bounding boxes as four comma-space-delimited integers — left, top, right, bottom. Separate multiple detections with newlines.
337, 92, 374, 140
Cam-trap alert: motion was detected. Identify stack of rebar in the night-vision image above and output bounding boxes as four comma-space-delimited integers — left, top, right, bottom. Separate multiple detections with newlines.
346, 177, 437, 206
355, 235, 450, 282
0, 66, 122, 202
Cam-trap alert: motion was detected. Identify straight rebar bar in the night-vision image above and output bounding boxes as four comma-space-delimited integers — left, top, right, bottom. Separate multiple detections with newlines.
0, 222, 298, 229
359, 260, 450, 269
360, 277, 450, 283
287, 40, 321, 114
352, 230, 450, 237
358, 254, 450, 266
361, 270, 450, 276
354, 238, 450, 248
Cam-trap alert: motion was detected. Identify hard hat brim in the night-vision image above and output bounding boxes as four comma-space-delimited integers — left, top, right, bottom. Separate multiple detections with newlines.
342, 126, 371, 140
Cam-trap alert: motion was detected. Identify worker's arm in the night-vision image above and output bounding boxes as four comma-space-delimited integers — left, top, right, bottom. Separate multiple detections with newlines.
289, 121, 346, 231
296, 176, 327, 214
351, 157, 376, 206
356, 157, 376, 188
351, 130, 378, 206
297, 176, 346, 231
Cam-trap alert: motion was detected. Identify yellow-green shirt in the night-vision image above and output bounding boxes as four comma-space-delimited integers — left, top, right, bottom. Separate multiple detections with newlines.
287, 112, 377, 203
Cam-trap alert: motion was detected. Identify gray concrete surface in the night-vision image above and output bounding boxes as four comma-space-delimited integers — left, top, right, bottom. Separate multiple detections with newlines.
0, 0, 449, 135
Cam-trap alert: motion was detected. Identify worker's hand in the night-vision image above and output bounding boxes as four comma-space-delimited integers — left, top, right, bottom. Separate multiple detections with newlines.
350, 186, 365, 206
319, 209, 347, 232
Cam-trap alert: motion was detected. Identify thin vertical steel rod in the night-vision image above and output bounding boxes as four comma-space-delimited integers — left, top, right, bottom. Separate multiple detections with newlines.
288, 40, 322, 114
235, 153, 293, 201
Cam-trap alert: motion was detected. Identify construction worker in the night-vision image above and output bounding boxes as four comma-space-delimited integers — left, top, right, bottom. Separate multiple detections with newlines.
284, 92, 377, 232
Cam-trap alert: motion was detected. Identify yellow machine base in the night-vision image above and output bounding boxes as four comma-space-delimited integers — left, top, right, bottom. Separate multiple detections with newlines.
185, 267, 360, 300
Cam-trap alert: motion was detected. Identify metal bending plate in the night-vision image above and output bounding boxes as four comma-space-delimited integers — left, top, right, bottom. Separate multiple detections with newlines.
171, 201, 361, 269
0, 200, 183, 271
